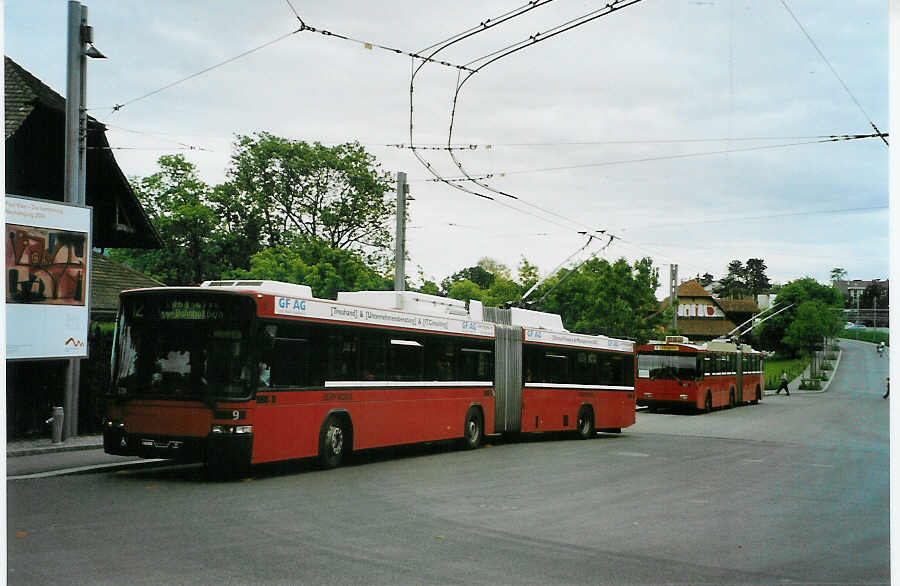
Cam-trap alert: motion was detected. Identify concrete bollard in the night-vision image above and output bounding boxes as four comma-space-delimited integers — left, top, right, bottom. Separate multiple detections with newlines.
47, 406, 64, 443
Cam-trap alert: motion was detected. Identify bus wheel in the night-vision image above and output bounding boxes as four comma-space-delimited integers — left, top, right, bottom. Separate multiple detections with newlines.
318, 414, 348, 469
704, 391, 713, 413
576, 407, 595, 440
462, 408, 483, 450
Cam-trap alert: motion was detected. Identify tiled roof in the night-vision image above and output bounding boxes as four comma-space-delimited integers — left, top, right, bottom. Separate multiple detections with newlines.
6, 56, 92, 139
716, 298, 759, 313
677, 279, 713, 298
90, 253, 165, 315
672, 317, 736, 338
5, 56, 163, 250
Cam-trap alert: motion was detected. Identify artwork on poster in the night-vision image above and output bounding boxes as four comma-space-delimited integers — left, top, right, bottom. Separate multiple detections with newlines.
5, 195, 92, 359
6, 224, 87, 305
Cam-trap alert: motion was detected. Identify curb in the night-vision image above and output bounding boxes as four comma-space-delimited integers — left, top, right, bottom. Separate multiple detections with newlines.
7, 441, 104, 458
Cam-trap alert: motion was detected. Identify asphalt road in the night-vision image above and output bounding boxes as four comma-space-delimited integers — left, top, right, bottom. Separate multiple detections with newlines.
7, 339, 889, 585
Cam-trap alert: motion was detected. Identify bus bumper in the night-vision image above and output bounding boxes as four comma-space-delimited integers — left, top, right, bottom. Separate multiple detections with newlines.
103, 429, 252, 466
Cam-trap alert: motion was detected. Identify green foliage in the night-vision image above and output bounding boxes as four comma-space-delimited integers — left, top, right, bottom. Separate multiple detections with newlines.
783, 300, 838, 352
537, 256, 662, 344
229, 236, 390, 300
447, 279, 484, 302
755, 277, 843, 356
221, 133, 395, 266
110, 155, 227, 285
764, 358, 808, 389
482, 278, 523, 307
441, 265, 495, 293
830, 267, 847, 282
713, 258, 770, 299
838, 329, 889, 345
517, 257, 540, 292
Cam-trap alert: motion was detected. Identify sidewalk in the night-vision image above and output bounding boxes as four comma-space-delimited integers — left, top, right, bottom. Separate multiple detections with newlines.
6, 434, 103, 458
764, 344, 843, 396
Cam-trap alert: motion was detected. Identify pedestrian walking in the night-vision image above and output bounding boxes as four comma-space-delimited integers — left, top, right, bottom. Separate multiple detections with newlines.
884, 377, 890, 399
775, 371, 790, 396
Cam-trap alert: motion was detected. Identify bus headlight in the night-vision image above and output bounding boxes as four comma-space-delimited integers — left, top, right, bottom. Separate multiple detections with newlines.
104, 418, 125, 429
680, 394, 689, 400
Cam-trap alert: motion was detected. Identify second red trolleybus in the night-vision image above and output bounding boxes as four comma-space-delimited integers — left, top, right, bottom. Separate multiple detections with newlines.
634, 336, 764, 413
104, 280, 635, 476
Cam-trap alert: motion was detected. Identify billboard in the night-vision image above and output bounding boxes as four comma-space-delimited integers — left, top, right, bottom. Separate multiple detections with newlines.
5, 195, 92, 359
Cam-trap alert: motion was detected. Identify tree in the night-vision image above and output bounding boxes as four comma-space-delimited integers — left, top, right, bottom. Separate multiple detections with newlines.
109, 155, 226, 285
744, 258, 771, 297
229, 236, 390, 300
714, 260, 747, 299
830, 267, 848, 283
482, 278, 523, 307
447, 279, 484, 302
698, 272, 715, 287
783, 300, 842, 374
517, 257, 540, 292
476, 257, 512, 281
221, 133, 395, 266
754, 277, 843, 356
536, 256, 663, 344
441, 265, 495, 294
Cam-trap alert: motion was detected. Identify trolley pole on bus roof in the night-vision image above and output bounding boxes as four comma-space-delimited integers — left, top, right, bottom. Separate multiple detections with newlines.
394, 172, 409, 306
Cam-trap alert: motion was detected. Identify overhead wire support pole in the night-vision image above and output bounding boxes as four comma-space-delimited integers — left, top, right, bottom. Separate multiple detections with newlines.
394, 172, 409, 305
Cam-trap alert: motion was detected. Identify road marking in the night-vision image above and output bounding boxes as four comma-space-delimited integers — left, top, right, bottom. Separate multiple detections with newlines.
614, 451, 650, 458
7, 459, 167, 480
743, 458, 765, 463
811, 463, 835, 469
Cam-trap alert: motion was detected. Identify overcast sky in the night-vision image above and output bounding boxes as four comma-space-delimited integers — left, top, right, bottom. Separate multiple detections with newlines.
4, 1, 890, 298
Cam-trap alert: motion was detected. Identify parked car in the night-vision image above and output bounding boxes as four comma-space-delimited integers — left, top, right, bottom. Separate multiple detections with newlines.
844, 322, 866, 330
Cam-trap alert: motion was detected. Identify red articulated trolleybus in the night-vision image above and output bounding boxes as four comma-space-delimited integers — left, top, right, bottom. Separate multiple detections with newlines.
634, 336, 764, 413
103, 280, 635, 477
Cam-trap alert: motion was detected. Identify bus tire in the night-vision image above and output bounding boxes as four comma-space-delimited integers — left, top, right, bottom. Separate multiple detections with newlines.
704, 391, 713, 413
576, 407, 595, 440
318, 413, 349, 469
462, 407, 483, 450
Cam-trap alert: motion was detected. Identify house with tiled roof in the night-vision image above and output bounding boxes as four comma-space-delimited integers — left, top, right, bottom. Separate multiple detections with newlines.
5, 56, 161, 249
90, 253, 165, 319
659, 279, 760, 341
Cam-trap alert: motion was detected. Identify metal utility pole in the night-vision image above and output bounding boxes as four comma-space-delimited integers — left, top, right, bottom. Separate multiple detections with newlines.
62, 1, 104, 440
394, 172, 408, 307
670, 264, 678, 331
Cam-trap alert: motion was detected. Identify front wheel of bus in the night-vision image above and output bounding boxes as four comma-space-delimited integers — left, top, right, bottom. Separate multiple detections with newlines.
462, 408, 483, 450
576, 407, 595, 440
318, 414, 348, 469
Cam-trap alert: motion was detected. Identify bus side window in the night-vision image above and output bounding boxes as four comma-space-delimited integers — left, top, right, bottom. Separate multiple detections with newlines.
459, 341, 493, 381
328, 330, 359, 381
265, 323, 310, 388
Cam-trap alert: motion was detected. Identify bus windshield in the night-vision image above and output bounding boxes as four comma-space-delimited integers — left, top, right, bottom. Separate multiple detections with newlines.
112, 293, 255, 401
636, 352, 701, 381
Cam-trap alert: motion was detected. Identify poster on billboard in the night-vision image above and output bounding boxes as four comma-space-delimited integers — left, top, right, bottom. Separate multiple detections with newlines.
5, 195, 92, 359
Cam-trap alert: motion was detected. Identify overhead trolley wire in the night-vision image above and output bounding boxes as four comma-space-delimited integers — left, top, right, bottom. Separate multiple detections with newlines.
92, 28, 303, 115
779, 0, 888, 146
427, 133, 887, 182
439, 0, 644, 237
